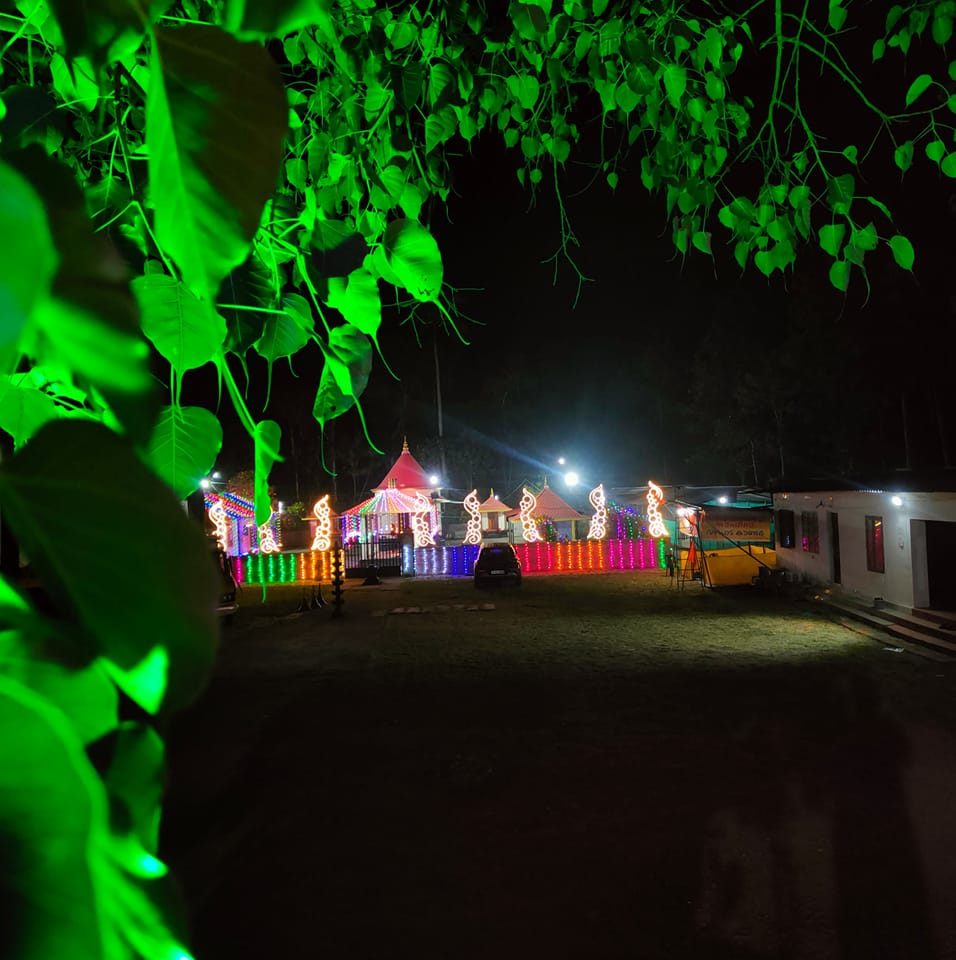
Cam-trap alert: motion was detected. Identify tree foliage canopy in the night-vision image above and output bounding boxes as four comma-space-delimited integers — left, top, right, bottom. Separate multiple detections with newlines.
0, 0, 953, 954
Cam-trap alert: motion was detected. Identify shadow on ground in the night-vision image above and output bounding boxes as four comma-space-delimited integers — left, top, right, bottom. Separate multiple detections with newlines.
162, 577, 954, 959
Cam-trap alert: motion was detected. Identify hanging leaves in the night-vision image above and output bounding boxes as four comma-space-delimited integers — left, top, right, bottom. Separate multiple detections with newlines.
5, 148, 150, 413
326, 268, 382, 341
147, 25, 288, 300
888, 234, 915, 270
383, 219, 443, 302
133, 274, 226, 373
253, 294, 313, 363
0, 162, 58, 372
145, 405, 223, 500
224, 0, 330, 38
253, 419, 282, 526
904, 74, 932, 107
0, 421, 219, 712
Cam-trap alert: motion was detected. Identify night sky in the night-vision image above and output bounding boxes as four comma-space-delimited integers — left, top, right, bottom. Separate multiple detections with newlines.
203, 17, 955, 508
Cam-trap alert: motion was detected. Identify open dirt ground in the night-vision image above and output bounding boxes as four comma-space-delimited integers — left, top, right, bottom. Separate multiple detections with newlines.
163, 571, 956, 959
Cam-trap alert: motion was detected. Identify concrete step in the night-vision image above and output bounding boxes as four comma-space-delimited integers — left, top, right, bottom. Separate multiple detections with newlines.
912, 607, 956, 631
826, 600, 956, 659
871, 605, 956, 644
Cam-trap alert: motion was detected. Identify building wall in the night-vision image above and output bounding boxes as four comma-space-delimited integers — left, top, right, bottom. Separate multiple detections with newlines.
772, 490, 956, 608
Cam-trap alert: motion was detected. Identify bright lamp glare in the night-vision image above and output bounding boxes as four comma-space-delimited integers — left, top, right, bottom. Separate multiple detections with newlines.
200, 478, 211, 490
429, 474, 440, 486
891, 495, 903, 507
718, 495, 728, 504
564, 471, 579, 487
557, 457, 566, 465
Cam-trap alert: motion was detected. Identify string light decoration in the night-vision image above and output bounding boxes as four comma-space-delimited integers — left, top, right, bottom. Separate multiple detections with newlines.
258, 514, 280, 553
519, 487, 543, 542
208, 498, 229, 551
587, 484, 607, 540
462, 489, 482, 546
311, 494, 331, 551
411, 492, 436, 547
646, 481, 668, 538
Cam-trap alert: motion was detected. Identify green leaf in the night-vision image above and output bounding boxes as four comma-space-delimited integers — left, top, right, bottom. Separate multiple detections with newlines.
819, 223, 846, 257
324, 324, 372, 400
888, 234, 915, 270
147, 25, 288, 300
45, 0, 166, 65
662, 64, 686, 108
383, 219, 443, 302
851, 223, 878, 252
894, 141, 914, 172
826, 173, 854, 213
254, 419, 281, 527
0, 380, 61, 448
905, 74, 933, 107
0, 162, 57, 372
146, 405, 223, 500
828, 2, 847, 31
253, 293, 313, 363
842, 145, 858, 164
6, 149, 150, 411
872, 38, 886, 61
105, 722, 165, 855
925, 140, 946, 164
932, 10, 953, 45
864, 195, 893, 220
507, 74, 541, 110
615, 84, 640, 114
0, 421, 219, 712
133, 273, 226, 373
225, 0, 330, 38
829, 259, 850, 292
49, 53, 99, 112
312, 363, 354, 432
0, 634, 117, 746
326, 268, 381, 340
606, 171, 618, 189
692, 231, 712, 255
942, 153, 956, 178
424, 105, 457, 154
0, 677, 113, 959
788, 184, 810, 209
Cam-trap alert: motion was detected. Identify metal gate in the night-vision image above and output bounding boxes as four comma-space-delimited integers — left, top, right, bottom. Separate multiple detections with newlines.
343, 537, 402, 578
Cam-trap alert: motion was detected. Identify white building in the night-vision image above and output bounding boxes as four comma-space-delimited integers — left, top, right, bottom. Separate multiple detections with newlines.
772, 485, 956, 612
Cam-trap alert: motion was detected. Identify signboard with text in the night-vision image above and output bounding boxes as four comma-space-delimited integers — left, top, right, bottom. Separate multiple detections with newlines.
699, 510, 772, 544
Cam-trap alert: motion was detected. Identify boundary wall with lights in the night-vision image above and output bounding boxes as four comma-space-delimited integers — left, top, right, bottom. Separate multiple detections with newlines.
772, 490, 956, 609
236, 549, 341, 585
402, 538, 666, 577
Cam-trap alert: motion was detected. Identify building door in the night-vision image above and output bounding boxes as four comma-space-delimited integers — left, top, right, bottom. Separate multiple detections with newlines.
828, 511, 841, 584
926, 521, 956, 610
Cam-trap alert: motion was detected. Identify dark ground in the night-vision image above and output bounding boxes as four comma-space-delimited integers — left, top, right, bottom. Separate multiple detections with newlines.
162, 573, 956, 959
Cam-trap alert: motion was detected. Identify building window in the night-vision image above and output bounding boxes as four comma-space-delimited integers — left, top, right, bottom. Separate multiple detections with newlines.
865, 515, 885, 573
801, 511, 819, 554
776, 509, 795, 549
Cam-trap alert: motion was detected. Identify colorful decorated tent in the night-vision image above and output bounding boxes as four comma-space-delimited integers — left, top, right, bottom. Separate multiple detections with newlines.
204, 490, 280, 557
340, 440, 439, 541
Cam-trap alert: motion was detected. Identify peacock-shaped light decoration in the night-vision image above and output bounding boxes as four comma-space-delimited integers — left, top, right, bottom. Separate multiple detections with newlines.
310, 494, 332, 551
208, 498, 229, 552
258, 513, 280, 553
411, 492, 436, 547
519, 487, 543, 543
646, 481, 668, 539
587, 483, 607, 540
462, 489, 482, 546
